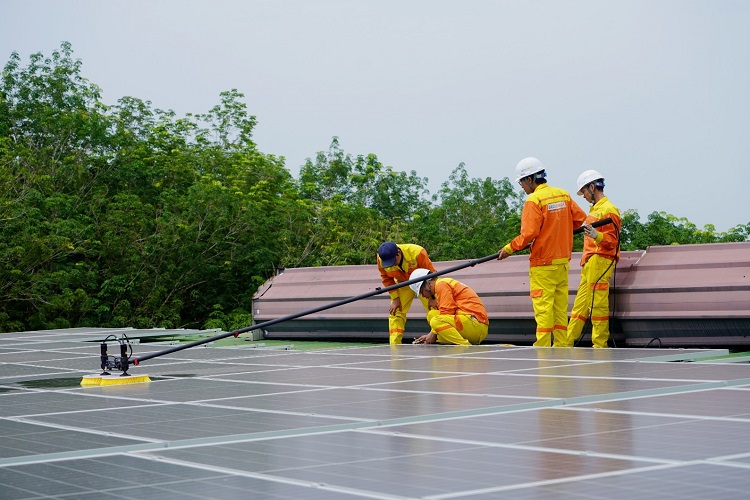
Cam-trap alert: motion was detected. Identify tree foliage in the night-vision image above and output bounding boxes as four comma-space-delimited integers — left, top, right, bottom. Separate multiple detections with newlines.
0, 44, 294, 331
0, 43, 746, 333
619, 210, 748, 250
412, 163, 522, 260
294, 137, 430, 266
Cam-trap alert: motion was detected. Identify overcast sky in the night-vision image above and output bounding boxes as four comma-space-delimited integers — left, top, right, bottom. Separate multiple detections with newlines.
2, 0, 748, 231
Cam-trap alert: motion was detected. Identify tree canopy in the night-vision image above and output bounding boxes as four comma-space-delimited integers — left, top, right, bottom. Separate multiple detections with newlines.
1, 44, 747, 332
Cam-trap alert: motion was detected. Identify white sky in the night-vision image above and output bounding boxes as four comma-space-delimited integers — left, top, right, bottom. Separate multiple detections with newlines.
2, 0, 748, 231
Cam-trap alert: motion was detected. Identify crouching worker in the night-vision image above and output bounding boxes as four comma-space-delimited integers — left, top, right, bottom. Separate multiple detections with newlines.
377, 242, 437, 344
410, 268, 489, 345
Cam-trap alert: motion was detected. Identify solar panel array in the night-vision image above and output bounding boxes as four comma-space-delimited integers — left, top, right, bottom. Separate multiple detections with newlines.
1, 328, 749, 499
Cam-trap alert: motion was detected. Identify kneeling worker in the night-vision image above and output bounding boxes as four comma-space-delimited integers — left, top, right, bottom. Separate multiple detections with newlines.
410, 268, 489, 345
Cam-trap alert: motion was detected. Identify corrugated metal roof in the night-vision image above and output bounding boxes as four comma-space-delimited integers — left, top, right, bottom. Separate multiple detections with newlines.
616, 242, 750, 346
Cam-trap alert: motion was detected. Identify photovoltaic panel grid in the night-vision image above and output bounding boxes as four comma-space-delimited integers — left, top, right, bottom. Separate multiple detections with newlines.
1, 328, 750, 499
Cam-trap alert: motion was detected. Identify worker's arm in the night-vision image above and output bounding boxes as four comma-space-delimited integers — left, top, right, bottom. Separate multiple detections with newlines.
571, 200, 587, 228
500, 200, 542, 257
591, 212, 621, 250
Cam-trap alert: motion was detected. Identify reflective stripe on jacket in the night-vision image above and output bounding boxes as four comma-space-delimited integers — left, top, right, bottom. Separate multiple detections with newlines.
581, 196, 621, 265
378, 243, 436, 299
505, 184, 587, 267
433, 277, 488, 325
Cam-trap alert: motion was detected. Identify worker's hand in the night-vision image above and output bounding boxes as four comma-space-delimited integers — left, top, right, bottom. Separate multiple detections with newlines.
498, 248, 510, 260
582, 224, 598, 240
414, 333, 437, 344
389, 297, 402, 315
427, 297, 438, 310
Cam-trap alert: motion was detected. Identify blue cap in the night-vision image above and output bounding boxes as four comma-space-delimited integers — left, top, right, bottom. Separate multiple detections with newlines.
378, 242, 399, 267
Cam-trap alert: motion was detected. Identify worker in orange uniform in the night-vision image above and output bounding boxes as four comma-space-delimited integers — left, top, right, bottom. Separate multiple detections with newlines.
409, 268, 489, 345
566, 170, 621, 348
377, 242, 437, 344
498, 157, 587, 347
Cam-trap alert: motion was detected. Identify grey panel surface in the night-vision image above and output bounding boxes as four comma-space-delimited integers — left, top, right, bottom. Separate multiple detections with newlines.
209, 387, 543, 420
0, 391, 155, 417
0, 350, 93, 363
387, 373, 699, 398
0, 363, 72, 383
0, 420, 143, 459
1, 329, 750, 499
153, 432, 653, 498
382, 407, 750, 460
33, 403, 354, 441
530, 360, 750, 380
0, 454, 365, 499
576, 387, 750, 417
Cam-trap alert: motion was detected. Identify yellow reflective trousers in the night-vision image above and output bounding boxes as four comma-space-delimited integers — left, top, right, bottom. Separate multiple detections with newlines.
529, 263, 570, 347
426, 310, 488, 345
567, 254, 616, 348
389, 285, 430, 344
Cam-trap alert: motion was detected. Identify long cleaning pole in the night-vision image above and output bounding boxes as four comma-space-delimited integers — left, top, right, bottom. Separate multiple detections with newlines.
133, 218, 611, 365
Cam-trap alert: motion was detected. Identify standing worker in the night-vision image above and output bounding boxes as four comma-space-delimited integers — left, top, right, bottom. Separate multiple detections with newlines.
498, 157, 587, 347
377, 242, 437, 344
566, 170, 621, 348
410, 268, 489, 345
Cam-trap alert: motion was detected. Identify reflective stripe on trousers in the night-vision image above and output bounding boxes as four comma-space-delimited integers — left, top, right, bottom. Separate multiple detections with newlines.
427, 310, 488, 345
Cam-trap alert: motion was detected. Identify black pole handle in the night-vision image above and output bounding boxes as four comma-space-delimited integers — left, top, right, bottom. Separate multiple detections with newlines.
134, 252, 499, 364
133, 217, 614, 365
574, 217, 612, 235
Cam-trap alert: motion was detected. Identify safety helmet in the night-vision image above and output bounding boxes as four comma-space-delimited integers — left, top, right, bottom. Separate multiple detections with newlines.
576, 169, 605, 195
408, 268, 431, 297
515, 157, 546, 182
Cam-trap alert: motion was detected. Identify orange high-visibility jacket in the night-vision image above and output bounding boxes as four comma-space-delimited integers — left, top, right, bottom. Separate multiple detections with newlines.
378, 244, 436, 299
433, 277, 488, 325
581, 196, 621, 265
505, 184, 587, 267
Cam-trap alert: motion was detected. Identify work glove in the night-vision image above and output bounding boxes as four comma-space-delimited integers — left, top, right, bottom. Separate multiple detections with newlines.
582, 224, 598, 240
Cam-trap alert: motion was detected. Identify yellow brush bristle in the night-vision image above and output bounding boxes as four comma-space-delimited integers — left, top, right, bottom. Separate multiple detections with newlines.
80, 375, 151, 386
98, 375, 151, 386
80, 376, 102, 386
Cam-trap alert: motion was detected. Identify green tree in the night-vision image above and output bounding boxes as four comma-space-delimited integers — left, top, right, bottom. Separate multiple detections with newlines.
295, 138, 430, 267
95, 89, 296, 330
349, 152, 430, 222
0, 43, 295, 332
299, 137, 430, 219
298, 137, 353, 202
413, 163, 523, 260
0, 43, 112, 330
721, 222, 750, 243
620, 210, 748, 250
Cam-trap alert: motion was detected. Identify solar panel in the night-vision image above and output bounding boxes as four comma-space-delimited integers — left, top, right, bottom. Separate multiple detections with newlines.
1, 328, 749, 499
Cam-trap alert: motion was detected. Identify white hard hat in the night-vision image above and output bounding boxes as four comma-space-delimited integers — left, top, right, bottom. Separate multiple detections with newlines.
576, 169, 605, 195
515, 157, 546, 182
408, 268, 431, 296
